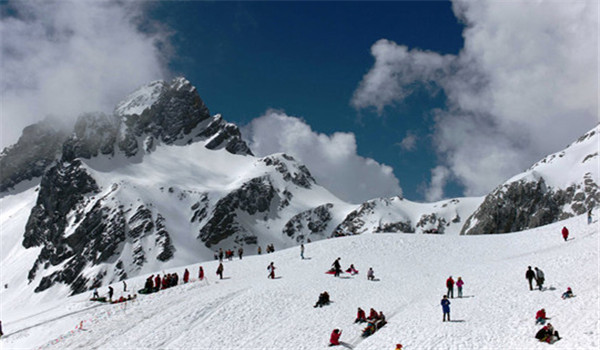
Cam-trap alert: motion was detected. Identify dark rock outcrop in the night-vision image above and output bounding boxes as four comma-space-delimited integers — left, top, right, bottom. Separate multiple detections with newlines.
283, 203, 334, 242
0, 119, 68, 192
461, 174, 599, 235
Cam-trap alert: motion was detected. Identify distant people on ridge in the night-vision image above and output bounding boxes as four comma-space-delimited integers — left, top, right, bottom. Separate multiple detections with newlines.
216, 263, 224, 280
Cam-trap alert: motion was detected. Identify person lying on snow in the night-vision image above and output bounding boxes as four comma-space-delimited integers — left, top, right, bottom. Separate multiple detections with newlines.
362, 321, 376, 337
562, 287, 574, 299
314, 291, 330, 308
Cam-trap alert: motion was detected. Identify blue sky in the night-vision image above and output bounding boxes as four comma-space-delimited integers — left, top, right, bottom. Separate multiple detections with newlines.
152, 1, 464, 201
2, 0, 597, 203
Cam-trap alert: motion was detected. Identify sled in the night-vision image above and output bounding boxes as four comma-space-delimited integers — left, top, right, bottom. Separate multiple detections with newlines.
90, 297, 107, 302
138, 288, 155, 295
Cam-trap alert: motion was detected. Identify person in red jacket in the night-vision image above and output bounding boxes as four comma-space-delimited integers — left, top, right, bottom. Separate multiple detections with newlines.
198, 266, 204, 281
562, 226, 569, 241
355, 307, 367, 323
446, 276, 455, 298
329, 329, 342, 346
368, 308, 378, 320
154, 275, 161, 292
183, 268, 190, 283
536, 308, 547, 325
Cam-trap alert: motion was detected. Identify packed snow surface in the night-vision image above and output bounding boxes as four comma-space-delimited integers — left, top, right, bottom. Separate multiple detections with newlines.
1, 214, 598, 349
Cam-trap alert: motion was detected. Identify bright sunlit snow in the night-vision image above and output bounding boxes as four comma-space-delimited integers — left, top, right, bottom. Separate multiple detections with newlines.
1, 214, 597, 349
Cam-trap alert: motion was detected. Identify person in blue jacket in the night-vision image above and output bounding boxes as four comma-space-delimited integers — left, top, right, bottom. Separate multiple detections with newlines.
441, 295, 451, 322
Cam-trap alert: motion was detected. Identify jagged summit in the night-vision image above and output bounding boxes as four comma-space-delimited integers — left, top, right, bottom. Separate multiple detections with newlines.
461, 125, 599, 235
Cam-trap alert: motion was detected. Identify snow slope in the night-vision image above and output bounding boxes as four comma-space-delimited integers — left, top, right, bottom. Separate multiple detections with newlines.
1, 214, 597, 349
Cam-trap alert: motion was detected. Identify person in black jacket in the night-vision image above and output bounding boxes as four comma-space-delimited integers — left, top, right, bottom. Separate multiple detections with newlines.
535, 323, 560, 343
526, 266, 536, 290
332, 258, 342, 277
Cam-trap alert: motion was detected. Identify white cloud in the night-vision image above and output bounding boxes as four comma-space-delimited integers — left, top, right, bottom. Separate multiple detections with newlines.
398, 132, 417, 152
0, 1, 170, 149
424, 165, 450, 202
242, 110, 403, 204
352, 0, 598, 198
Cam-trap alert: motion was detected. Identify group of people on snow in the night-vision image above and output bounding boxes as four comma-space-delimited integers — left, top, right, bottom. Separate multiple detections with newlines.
525, 266, 545, 291
445, 276, 465, 298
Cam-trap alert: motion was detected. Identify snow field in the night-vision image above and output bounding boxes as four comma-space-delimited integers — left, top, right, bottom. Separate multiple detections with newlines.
1, 214, 598, 349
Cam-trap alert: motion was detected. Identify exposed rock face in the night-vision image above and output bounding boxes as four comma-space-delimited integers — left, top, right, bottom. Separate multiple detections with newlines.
198, 176, 276, 247
461, 126, 599, 235
62, 113, 119, 161
461, 175, 599, 235
335, 201, 377, 235
0, 119, 68, 192
283, 203, 334, 242
260, 154, 315, 189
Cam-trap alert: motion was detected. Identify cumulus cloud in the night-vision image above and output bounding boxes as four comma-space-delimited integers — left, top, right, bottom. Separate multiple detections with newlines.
242, 110, 403, 203
0, 1, 170, 149
424, 165, 450, 202
397, 131, 417, 152
352, 0, 598, 197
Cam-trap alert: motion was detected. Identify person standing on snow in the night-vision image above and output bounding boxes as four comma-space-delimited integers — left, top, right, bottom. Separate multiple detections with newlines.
108, 286, 114, 301
0, 320, 3, 338
216, 263, 224, 280
446, 276, 455, 298
300, 244, 305, 260
562, 226, 569, 241
218, 248, 224, 262
238, 247, 244, 260
183, 268, 190, 283
441, 295, 451, 322
267, 262, 276, 279
456, 277, 465, 298
526, 266, 536, 290
329, 329, 342, 346
535, 267, 545, 290
332, 258, 342, 277
588, 209, 593, 224
198, 266, 204, 281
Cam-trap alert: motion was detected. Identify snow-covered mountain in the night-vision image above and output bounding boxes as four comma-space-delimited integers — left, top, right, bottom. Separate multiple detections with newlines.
0, 78, 597, 302
461, 125, 599, 235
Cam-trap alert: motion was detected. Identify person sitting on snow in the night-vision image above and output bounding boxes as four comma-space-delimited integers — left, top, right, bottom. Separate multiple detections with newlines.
535, 308, 547, 325
368, 308, 378, 320
345, 264, 359, 275
314, 292, 330, 308
329, 328, 342, 346
562, 287, 574, 299
375, 311, 387, 329
535, 323, 561, 343
355, 307, 367, 323
367, 267, 375, 281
